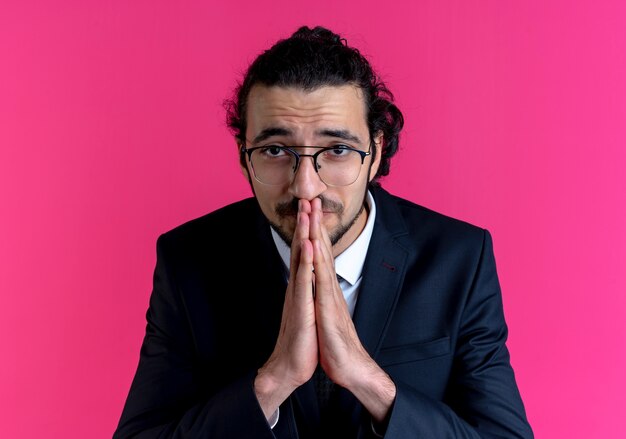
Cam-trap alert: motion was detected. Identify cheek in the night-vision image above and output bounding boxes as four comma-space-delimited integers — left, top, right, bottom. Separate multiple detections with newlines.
331, 189, 355, 218
341, 186, 367, 220
252, 184, 284, 217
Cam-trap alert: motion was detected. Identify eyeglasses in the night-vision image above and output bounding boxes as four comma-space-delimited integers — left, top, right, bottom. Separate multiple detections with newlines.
241, 144, 371, 186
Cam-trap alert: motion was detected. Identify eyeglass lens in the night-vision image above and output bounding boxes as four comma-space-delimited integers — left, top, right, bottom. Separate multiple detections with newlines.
249, 147, 364, 186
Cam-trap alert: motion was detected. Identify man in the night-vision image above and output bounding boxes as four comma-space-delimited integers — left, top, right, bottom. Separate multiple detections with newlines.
114, 26, 533, 438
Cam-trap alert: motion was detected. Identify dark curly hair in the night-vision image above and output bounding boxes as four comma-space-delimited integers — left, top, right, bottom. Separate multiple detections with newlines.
224, 26, 404, 185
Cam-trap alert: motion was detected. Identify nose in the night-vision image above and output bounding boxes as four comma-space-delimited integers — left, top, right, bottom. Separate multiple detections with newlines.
288, 155, 327, 201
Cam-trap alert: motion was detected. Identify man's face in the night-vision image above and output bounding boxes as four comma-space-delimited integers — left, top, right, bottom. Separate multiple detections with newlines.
241, 84, 381, 256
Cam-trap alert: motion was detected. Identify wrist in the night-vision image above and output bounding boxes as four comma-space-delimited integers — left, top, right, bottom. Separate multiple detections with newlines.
345, 360, 396, 423
254, 363, 298, 419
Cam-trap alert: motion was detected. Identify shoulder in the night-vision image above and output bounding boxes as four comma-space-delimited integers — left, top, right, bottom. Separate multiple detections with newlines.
371, 185, 489, 251
156, 197, 263, 252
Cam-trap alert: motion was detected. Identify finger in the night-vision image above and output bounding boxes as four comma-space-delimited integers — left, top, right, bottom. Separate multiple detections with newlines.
294, 239, 314, 299
312, 238, 335, 299
297, 200, 312, 246
300, 198, 311, 215
317, 235, 335, 277
318, 217, 333, 253
289, 203, 310, 280
308, 199, 339, 295
310, 198, 334, 262
310, 201, 334, 273
309, 197, 323, 241
313, 201, 333, 255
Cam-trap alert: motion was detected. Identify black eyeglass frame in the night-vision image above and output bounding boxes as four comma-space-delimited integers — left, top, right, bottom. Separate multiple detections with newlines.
240, 144, 371, 186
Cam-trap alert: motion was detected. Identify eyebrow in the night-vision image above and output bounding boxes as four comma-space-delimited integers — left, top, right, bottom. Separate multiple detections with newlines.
252, 127, 292, 144
252, 126, 363, 145
317, 129, 362, 145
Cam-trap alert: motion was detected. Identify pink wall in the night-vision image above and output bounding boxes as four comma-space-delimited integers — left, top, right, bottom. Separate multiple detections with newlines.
1, 1, 624, 437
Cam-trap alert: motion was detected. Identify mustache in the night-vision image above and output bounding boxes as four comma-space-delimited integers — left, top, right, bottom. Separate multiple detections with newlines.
275, 197, 343, 217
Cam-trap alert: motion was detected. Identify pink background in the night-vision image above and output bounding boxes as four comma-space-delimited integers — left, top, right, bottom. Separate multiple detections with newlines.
1, 1, 625, 437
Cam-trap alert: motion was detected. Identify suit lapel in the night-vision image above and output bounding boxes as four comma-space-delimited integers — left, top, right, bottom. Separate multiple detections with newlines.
339, 186, 412, 429
353, 187, 410, 364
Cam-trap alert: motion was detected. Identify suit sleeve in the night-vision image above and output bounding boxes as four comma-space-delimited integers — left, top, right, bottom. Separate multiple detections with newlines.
374, 229, 533, 438
113, 234, 276, 439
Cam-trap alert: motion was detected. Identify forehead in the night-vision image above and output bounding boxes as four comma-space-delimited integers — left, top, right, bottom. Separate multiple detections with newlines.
245, 85, 369, 142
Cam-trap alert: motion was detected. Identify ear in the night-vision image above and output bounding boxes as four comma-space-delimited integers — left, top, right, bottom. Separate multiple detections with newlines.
368, 131, 384, 182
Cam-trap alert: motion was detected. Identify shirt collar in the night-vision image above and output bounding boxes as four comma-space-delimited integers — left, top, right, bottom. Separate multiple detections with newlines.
270, 191, 377, 286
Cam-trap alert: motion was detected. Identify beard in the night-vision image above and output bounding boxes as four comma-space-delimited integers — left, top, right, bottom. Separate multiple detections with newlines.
246, 157, 375, 249
270, 191, 368, 248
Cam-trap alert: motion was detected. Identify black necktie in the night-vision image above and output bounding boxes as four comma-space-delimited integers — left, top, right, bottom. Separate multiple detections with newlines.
313, 364, 335, 417
313, 274, 343, 417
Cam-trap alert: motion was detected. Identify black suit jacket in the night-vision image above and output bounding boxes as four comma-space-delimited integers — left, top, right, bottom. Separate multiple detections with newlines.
114, 186, 533, 438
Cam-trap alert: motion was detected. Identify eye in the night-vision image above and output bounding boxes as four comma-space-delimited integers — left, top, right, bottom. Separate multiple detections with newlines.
259, 145, 287, 157
324, 144, 351, 157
